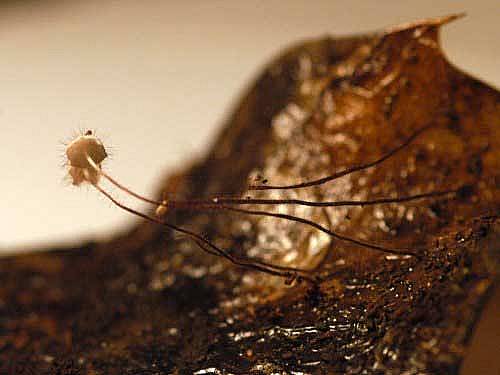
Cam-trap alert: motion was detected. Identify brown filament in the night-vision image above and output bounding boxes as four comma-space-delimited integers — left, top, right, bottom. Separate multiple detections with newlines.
248, 124, 432, 191
93, 184, 315, 282
83, 123, 460, 281
98, 171, 460, 260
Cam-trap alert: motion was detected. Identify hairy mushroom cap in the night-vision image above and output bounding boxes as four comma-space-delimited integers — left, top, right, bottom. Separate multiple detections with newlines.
66, 131, 107, 169
65, 130, 107, 185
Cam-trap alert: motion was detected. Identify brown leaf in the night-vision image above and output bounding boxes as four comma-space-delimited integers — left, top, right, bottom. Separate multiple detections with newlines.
0, 14, 498, 374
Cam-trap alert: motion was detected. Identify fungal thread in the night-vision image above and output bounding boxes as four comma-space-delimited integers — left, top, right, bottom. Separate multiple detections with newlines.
65, 128, 461, 282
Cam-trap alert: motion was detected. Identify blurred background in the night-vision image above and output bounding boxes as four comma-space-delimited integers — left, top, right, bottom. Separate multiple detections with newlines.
0, 0, 498, 253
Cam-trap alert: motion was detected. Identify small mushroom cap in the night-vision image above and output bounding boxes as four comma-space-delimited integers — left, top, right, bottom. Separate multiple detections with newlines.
66, 133, 107, 169
155, 200, 168, 217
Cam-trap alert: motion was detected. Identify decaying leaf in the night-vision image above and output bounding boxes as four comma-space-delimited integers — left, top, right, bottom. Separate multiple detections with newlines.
0, 15, 498, 374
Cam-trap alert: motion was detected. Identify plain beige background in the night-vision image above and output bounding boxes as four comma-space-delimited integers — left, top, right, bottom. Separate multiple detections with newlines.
0, 0, 498, 252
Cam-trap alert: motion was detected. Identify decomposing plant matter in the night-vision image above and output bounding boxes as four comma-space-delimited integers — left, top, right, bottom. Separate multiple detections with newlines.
1, 15, 499, 374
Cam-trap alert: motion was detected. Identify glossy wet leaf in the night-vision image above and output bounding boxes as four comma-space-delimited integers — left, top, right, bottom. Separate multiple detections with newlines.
1, 15, 499, 374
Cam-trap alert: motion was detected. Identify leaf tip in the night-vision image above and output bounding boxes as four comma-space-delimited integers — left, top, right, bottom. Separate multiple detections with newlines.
386, 13, 467, 34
